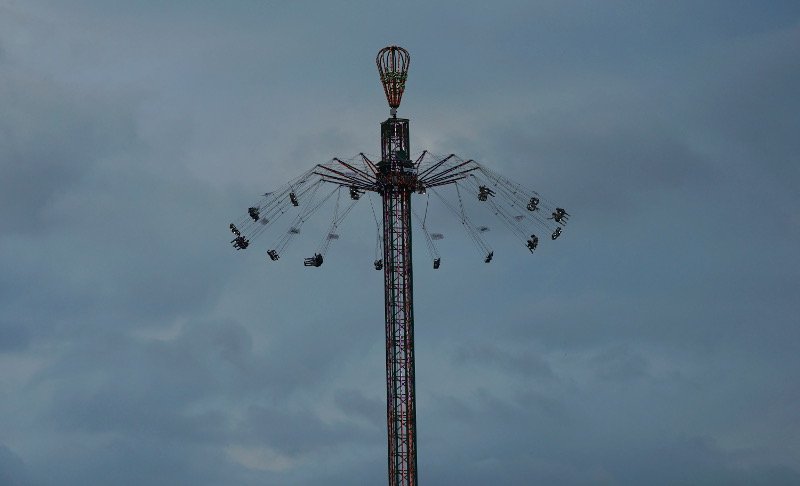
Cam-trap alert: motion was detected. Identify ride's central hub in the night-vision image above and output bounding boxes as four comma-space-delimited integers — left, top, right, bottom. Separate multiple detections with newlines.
377, 169, 418, 190
379, 117, 411, 170
377, 116, 418, 190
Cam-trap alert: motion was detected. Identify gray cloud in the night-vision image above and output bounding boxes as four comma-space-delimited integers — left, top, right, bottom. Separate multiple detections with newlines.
0, 444, 33, 486
453, 341, 555, 379
1, 1, 799, 485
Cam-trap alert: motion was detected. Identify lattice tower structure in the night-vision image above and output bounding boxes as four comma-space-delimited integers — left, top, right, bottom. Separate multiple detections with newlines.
377, 116, 418, 485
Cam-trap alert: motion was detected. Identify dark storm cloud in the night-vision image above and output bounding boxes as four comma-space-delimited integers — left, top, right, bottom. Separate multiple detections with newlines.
453, 341, 555, 378
0, 156, 235, 346
1, 1, 799, 485
419, 383, 800, 485
333, 388, 384, 426
590, 344, 649, 382
0, 444, 33, 486
32, 436, 251, 486
41, 325, 240, 440
237, 403, 378, 456
0, 65, 138, 236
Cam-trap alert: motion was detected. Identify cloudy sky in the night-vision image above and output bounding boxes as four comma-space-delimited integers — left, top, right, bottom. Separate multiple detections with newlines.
1, 1, 799, 484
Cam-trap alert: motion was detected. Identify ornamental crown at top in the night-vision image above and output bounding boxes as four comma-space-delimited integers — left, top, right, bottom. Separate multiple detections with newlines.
376, 46, 410, 111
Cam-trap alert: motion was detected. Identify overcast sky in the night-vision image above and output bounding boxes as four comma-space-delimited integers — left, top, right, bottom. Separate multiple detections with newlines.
1, 1, 799, 485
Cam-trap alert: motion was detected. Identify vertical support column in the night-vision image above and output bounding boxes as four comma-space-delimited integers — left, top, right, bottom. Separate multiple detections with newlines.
379, 117, 418, 486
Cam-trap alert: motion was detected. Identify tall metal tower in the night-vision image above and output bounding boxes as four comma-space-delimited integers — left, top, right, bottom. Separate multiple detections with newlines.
229, 46, 570, 486
375, 46, 418, 485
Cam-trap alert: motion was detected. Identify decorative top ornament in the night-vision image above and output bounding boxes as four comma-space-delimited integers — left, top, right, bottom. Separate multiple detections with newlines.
376, 46, 410, 115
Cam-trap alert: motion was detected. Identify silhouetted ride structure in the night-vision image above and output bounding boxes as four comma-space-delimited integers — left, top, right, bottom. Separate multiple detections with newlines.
229, 46, 569, 486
